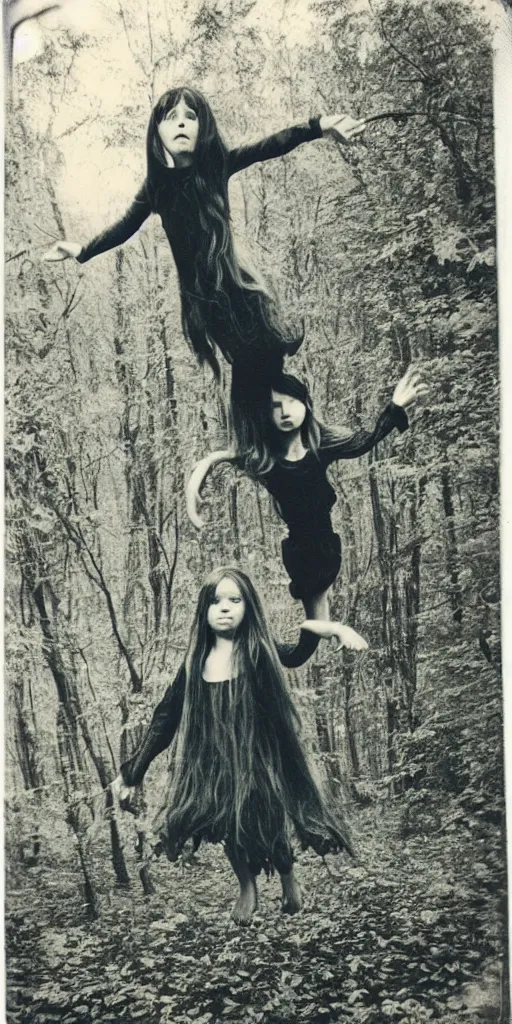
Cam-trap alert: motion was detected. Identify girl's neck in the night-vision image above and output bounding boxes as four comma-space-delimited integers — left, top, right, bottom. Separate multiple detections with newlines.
203, 634, 234, 682
212, 635, 234, 654
164, 151, 194, 170
281, 429, 307, 462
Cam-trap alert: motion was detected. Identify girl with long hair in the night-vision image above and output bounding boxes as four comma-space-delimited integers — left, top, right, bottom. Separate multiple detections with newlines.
186, 367, 427, 639
43, 87, 365, 443
112, 567, 354, 924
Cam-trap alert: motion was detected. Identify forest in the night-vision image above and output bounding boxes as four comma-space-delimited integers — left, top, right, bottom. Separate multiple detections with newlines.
4, 0, 506, 1021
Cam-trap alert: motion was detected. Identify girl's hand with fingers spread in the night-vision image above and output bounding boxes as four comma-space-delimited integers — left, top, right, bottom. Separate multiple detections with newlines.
43, 241, 82, 262
392, 367, 428, 410
320, 114, 366, 143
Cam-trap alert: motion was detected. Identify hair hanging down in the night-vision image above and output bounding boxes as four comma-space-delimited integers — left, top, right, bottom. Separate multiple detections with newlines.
161, 567, 353, 861
145, 87, 290, 378
235, 372, 351, 479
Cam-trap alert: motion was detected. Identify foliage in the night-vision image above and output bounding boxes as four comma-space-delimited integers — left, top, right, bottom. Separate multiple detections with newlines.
4, 0, 505, 1019
6, 812, 505, 1023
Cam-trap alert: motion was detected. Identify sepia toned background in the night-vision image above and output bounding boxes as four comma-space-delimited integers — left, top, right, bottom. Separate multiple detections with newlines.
4, 1, 506, 1021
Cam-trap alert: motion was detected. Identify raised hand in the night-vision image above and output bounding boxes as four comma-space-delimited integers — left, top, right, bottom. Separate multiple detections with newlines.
43, 240, 82, 262
392, 366, 428, 409
320, 114, 366, 144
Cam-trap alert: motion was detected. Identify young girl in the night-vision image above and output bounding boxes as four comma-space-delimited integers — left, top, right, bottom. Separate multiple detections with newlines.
43, 87, 365, 442
186, 367, 426, 638
113, 567, 354, 924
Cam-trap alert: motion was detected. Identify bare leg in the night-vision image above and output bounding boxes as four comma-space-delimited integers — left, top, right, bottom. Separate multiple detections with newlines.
280, 867, 302, 915
303, 590, 368, 651
225, 846, 258, 925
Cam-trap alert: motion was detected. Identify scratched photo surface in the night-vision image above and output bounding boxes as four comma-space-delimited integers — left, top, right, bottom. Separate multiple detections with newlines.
4, 1, 506, 1022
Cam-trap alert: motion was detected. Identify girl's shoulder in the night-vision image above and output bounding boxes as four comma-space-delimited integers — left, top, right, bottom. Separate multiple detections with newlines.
319, 424, 354, 447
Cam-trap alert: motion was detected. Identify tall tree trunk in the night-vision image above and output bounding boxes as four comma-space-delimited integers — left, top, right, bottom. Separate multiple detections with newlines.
369, 464, 422, 781
12, 672, 45, 865
309, 663, 344, 799
440, 465, 463, 627
57, 708, 101, 921
22, 538, 131, 889
119, 698, 156, 896
342, 666, 362, 783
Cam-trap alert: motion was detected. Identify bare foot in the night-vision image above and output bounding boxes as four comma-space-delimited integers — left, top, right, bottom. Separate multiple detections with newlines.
231, 880, 258, 925
333, 624, 368, 652
280, 869, 302, 915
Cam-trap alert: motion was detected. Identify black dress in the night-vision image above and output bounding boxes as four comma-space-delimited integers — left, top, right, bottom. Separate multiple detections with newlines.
77, 118, 322, 378
261, 402, 409, 601
120, 629, 353, 875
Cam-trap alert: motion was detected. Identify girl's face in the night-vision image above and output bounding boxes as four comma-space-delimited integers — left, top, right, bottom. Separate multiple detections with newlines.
207, 577, 246, 637
271, 390, 307, 433
158, 96, 199, 163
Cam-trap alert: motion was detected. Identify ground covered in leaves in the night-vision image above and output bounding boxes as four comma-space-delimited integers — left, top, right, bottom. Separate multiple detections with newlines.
6, 808, 506, 1024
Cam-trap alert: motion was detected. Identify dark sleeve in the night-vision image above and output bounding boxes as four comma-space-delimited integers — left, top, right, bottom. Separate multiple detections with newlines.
275, 628, 320, 669
76, 183, 152, 264
320, 402, 409, 467
120, 665, 186, 786
228, 117, 323, 176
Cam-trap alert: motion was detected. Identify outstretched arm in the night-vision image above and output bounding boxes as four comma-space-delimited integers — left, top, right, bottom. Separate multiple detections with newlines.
43, 184, 152, 264
186, 449, 237, 529
228, 113, 365, 176
275, 627, 320, 669
321, 367, 427, 467
299, 619, 368, 652
116, 665, 187, 793
275, 619, 369, 669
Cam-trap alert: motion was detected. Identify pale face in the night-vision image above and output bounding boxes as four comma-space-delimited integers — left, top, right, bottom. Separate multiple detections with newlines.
271, 390, 307, 433
207, 578, 246, 636
157, 97, 199, 166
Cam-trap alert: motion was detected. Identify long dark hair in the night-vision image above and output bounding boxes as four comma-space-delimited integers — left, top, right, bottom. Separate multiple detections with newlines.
236, 372, 351, 477
163, 567, 353, 858
183, 566, 286, 687
146, 87, 287, 377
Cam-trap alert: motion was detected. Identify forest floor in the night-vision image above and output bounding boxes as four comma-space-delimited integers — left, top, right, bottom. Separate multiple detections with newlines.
6, 806, 507, 1024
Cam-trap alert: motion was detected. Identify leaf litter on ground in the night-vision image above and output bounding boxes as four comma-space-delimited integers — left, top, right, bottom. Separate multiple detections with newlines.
5, 807, 505, 1024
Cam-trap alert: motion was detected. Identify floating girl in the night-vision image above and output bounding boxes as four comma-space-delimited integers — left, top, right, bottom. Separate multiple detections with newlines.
186, 367, 426, 639
112, 567, 354, 924
43, 86, 365, 444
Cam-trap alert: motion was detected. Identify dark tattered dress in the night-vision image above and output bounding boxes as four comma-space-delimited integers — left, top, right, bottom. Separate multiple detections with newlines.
120, 630, 353, 875
77, 119, 323, 380
261, 402, 409, 600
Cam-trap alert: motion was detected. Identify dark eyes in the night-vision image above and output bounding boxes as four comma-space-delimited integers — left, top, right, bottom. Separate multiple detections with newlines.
166, 108, 197, 121
212, 596, 241, 604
